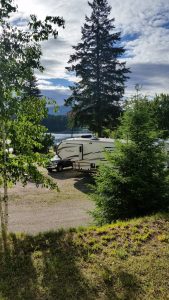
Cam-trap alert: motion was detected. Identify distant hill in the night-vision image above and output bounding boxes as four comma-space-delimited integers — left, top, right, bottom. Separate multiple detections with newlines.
47, 105, 71, 116
42, 114, 68, 132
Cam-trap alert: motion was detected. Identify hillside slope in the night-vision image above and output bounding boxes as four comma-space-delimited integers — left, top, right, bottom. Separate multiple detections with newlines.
0, 213, 169, 299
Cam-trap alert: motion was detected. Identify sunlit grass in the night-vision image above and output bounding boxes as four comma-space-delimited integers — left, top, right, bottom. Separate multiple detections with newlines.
0, 213, 168, 299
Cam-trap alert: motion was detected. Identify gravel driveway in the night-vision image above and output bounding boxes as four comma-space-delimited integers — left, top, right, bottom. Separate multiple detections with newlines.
6, 170, 95, 234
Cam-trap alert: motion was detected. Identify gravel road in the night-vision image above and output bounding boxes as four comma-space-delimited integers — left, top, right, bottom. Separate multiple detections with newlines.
5, 170, 95, 234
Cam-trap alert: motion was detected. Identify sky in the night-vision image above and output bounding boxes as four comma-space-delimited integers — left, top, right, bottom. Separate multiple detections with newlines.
14, 0, 169, 105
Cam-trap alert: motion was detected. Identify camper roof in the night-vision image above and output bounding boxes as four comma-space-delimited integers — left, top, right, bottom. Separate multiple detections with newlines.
65, 137, 115, 143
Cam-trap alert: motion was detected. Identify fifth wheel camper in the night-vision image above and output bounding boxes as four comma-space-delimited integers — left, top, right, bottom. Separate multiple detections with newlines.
57, 137, 115, 171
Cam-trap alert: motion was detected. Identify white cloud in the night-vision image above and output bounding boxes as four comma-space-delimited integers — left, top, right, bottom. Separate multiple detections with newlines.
38, 84, 70, 91
38, 79, 51, 86
14, 0, 169, 99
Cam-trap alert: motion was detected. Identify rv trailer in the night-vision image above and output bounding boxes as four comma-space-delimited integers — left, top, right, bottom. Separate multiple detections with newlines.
56, 137, 169, 172
57, 137, 115, 171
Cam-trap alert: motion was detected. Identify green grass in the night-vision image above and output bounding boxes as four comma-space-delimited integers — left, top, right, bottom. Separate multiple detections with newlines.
0, 213, 169, 299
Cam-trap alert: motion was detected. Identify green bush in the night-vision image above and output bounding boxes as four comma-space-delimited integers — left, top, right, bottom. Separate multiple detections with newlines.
150, 94, 169, 138
92, 98, 169, 225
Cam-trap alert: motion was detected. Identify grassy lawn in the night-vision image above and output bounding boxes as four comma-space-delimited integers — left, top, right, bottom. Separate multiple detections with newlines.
0, 213, 169, 299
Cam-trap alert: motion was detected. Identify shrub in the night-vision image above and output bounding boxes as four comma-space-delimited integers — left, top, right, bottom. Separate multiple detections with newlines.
91, 98, 169, 225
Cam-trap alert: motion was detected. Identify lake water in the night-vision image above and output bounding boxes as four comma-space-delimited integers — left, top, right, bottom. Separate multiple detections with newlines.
50, 132, 93, 144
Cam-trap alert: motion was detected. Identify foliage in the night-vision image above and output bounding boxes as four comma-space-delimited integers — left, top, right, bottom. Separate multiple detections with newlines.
0, 0, 64, 245
150, 94, 169, 138
102, 128, 115, 138
42, 114, 68, 132
40, 133, 55, 153
21, 76, 55, 152
67, 111, 76, 130
91, 97, 169, 224
65, 0, 129, 137
22, 73, 41, 98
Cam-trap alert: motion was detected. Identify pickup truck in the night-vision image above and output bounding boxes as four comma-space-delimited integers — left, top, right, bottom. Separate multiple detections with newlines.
47, 155, 73, 172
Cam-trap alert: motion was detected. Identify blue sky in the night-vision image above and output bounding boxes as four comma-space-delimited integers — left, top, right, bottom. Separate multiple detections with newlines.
13, 0, 169, 105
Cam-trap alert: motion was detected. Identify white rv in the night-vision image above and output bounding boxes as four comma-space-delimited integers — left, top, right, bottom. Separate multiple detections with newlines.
57, 137, 115, 171
56, 137, 169, 172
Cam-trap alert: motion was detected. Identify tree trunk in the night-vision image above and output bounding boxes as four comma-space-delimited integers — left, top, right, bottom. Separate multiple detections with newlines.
97, 125, 102, 138
0, 122, 9, 252
0, 194, 8, 252
96, 22, 102, 138
4, 180, 8, 229
2, 123, 8, 230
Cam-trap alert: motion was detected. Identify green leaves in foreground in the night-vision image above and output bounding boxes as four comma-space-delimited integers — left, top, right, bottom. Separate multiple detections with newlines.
0, 0, 63, 242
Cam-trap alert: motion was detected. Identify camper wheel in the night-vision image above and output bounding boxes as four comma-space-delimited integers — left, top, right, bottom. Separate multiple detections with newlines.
57, 164, 63, 172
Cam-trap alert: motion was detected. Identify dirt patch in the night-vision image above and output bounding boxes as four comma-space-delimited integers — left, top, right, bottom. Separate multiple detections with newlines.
5, 170, 95, 234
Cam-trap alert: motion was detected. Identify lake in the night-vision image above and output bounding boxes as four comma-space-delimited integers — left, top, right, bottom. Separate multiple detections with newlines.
50, 132, 93, 144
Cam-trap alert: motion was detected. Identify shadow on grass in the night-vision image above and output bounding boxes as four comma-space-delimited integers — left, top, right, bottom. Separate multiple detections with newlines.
94, 263, 143, 300
118, 271, 142, 300
74, 173, 94, 195
0, 231, 143, 300
0, 236, 38, 300
0, 231, 96, 300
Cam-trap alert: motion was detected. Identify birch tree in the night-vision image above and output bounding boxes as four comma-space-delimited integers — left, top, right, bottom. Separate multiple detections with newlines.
0, 0, 64, 250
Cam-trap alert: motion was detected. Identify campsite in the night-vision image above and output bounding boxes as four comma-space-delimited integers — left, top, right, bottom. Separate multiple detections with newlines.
0, 0, 169, 299
7, 170, 94, 234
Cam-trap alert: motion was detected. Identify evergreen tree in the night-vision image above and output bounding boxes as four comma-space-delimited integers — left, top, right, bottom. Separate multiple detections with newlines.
150, 94, 169, 138
23, 73, 41, 97
91, 98, 169, 224
65, 0, 129, 136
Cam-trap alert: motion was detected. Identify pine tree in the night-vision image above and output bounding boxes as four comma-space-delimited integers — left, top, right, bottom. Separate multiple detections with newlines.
91, 98, 169, 224
65, 0, 129, 136
150, 94, 169, 138
23, 74, 41, 97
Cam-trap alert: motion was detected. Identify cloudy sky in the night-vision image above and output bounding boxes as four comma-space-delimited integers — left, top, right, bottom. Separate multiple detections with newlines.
14, 0, 169, 105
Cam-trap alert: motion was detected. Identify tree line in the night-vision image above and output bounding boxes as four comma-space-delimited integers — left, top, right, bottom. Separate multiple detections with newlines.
42, 115, 68, 133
